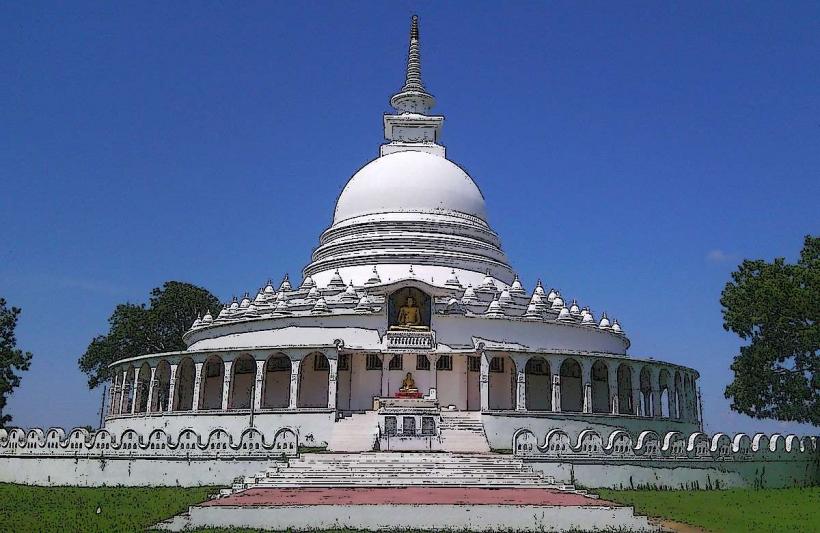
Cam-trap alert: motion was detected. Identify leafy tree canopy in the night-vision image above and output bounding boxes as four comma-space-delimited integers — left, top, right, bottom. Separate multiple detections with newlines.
79, 281, 220, 389
0, 298, 34, 427
721, 235, 819, 425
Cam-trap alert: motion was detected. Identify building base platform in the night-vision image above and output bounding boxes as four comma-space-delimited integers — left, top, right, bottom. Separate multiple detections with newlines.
155, 487, 657, 531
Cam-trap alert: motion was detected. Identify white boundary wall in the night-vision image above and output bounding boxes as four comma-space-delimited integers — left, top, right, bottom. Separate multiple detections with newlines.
0, 456, 280, 487
514, 427, 820, 489
0, 425, 298, 487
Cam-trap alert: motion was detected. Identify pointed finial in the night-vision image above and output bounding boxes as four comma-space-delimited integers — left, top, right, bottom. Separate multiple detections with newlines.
390, 16, 435, 113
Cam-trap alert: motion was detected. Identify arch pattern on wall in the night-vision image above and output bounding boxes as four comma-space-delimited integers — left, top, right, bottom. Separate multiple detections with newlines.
0, 426, 299, 457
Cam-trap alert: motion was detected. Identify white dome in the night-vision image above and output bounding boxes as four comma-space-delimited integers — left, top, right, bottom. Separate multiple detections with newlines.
333, 151, 487, 224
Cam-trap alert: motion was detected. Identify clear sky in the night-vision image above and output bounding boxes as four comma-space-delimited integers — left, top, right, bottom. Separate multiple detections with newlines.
2, 1, 818, 434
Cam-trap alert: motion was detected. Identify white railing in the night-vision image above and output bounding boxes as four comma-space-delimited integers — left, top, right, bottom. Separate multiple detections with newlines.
385, 330, 435, 350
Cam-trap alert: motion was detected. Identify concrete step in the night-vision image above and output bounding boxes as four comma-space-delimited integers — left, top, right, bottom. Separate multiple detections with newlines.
219, 451, 590, 499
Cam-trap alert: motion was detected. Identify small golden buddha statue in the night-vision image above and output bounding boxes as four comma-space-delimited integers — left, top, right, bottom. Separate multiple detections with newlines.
391, 296, 428, 330
400, 372, 417, 392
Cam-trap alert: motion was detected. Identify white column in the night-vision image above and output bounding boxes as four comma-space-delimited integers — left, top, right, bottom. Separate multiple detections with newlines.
631, 366, 641, 416
289, 358, 301, 409
130, 374, 139, 415
608, 364, 619, 414
550, 355, 564, 412
479, 353, 489, 411
651, 367, 662, 418
166, 363, 178, 412
191, 362, 204, 412
327, 358, 338, 409
221, 360, 233, 411
581, 359, 593, 414
380, 354, 389, 398
692, 378, 700, 424
109, 375, 119, 416
117, 369, 128, 415
429, 354, 439, 398
253, 359, 265, 410
668, 371, 678, 419
145, 366, 157, 414
515, 366, 526, 411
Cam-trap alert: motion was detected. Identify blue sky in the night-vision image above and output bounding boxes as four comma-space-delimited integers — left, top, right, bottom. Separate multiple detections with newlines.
2, 2, 818, 434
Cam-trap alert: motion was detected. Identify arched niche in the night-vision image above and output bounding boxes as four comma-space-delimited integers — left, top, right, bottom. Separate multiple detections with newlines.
388, 287, 431, 330
229, 354, 256, 409
174, 357, 195, 411
488, 355, 515, 410
560, 359, 583, 412
298, 352, 329, 408
262, 353, 291, 409
199, 355, 224, 410
591, 360, 610, 413
525, 356, 551, 411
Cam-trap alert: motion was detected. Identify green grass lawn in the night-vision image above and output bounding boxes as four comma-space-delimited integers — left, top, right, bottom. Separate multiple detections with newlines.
598, 487, 820, 532
0, 483, 214, 532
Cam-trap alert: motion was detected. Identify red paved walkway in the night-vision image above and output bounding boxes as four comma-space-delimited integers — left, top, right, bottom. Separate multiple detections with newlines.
204, 487, 615, 507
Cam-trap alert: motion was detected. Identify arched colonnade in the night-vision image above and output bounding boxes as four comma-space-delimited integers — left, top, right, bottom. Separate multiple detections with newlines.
108, 350, 336, 417
482, 352, 699, 422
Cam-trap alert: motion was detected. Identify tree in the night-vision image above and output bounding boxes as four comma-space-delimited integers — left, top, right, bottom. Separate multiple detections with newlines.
0, 298, 33, 427
78, 281, 221, 389
721, 235, 819, 425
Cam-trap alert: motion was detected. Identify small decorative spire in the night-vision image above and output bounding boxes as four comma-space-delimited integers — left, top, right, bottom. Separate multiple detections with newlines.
341, 280, 358, 301
484, 295, 506, 319
355, 294, 372, 313
273, 299, 292, 316
328, 268, 346, 290
461, 283, 478, 304
479, 270, 496, 291
445, 269, 462, 289
239, 292, 251, 308
509, 274, 526, 295
311, 297, 329, 315
612, 319, 623, 334
557, 305, 572, 322
264, 279, 275, 294
550, 292, 564, 310
254, 288, 265, 304
300, 275, 315, 290
202, 310, 213, 323
534, 280, 546, 297
530, 291, 548, 312
523, 302, 542, 320
279, 274, 292, 292
569, 299, 581, 316
365, 266, 382, 286
498, 287, 513, 307
598, 312, 611, 330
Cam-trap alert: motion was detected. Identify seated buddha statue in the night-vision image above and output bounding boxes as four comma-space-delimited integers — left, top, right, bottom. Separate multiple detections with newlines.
400, 372, 417, 392
391, 296, 428, 331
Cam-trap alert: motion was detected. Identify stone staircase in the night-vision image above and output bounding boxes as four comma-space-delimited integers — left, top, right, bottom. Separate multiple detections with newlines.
439, 411, 491, 453
327, 411, 378, 452
159, 453, 664, 532
221, 452, 591, 495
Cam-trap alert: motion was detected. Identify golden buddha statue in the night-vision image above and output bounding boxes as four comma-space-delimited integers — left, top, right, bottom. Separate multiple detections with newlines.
391, 296, 427, 330
400, 372, 417, 392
